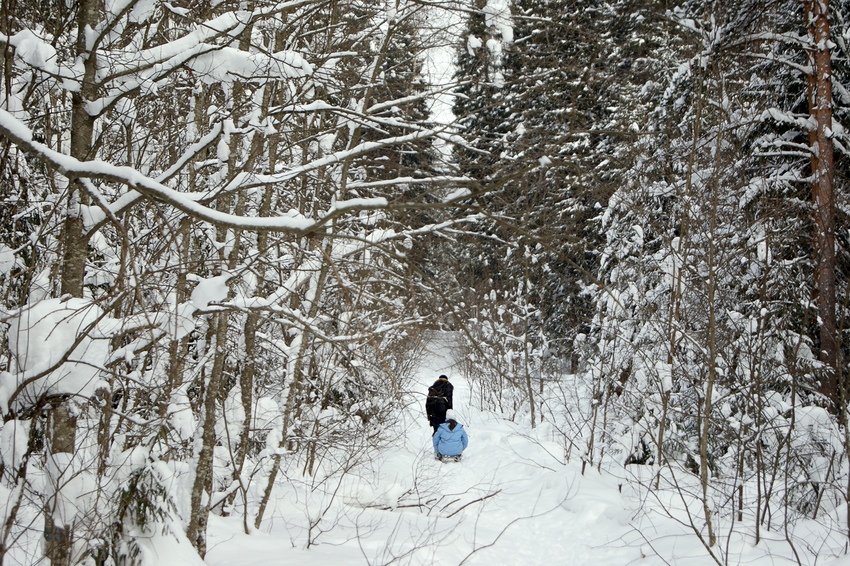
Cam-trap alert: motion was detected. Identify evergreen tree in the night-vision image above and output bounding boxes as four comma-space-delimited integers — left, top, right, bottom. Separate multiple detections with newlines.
450, 0, 665, 418
586, 0, 850, 543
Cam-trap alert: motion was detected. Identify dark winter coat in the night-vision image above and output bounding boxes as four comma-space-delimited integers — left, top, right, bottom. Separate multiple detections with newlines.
425, 379, 453, 427
432, 421, 468, 457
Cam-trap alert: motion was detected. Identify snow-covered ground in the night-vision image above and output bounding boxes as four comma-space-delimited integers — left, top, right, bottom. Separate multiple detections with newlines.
143, 333, 850, 566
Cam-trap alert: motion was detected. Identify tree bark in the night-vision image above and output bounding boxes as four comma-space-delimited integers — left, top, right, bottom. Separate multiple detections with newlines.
44, 0, 99, 562
43, 403, 78, 566
62, 0, 98, 298
804, 0, 838, 408
186, 311, 228, 557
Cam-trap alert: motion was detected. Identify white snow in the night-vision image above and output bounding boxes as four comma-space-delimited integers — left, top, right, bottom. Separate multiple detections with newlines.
189, 334, 850, 566
0, 244, 17, 275
186, 48, 313, 85
0, 419, 30, 471
190, 274, 231, 310
483, 0, 514, 44
0, 329, 846, 565
443, 187, 472, 202
3, 298, 110, 412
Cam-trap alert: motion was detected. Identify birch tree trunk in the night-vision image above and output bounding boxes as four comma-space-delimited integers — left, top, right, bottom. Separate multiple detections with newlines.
699, 116, 724, 550
254, 249, 332, 528
187, 310, 228, 556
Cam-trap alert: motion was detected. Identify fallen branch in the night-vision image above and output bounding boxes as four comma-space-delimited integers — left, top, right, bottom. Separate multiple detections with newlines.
446, 490, 501, 518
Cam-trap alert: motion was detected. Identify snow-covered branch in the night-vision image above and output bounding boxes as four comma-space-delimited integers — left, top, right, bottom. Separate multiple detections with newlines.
0, 109, 397, 234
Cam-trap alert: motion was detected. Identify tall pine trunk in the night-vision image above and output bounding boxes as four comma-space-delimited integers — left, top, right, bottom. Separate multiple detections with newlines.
804, 0, 838, 408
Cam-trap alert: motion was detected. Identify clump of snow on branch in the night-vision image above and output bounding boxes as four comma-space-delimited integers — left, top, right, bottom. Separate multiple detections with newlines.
467, 34, 483, 55
189, 274, 231, 311
187, 48, 314, 85
2, 298, 111, 412
484, 0, 513, 44
0, 245, 17, 276
0, 419, 30, 471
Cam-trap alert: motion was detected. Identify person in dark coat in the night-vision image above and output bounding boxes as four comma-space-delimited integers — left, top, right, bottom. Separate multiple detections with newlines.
425, 374, 453, 435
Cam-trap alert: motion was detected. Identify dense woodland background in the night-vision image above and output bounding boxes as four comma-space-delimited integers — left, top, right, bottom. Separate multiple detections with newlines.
0, 0, 849, 563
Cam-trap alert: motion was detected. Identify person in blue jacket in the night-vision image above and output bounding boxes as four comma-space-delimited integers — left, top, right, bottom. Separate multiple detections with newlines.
432, 410, 468, 462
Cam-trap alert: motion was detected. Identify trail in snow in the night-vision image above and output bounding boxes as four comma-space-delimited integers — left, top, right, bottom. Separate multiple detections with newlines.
361, 332, 641, 566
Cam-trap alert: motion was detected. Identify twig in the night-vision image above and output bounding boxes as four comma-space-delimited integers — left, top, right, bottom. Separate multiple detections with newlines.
446, 490, 501, 518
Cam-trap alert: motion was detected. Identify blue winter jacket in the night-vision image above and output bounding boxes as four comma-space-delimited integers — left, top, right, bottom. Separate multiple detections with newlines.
432, 421, 468, 457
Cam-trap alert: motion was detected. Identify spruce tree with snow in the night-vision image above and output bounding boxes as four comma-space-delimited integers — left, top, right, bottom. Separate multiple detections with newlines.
585, 0, 850, 547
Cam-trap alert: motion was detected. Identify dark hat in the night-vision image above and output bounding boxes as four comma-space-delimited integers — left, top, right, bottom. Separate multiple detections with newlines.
438, 374, 448, 380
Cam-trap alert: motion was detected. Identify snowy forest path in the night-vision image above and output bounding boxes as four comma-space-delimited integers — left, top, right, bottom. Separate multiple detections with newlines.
204, 333, 662, 565
356, 332, 642, 565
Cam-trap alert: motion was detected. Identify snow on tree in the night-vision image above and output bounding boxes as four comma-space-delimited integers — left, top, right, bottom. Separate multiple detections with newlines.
0, 0, 474, 562
583, 0, 850, 549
